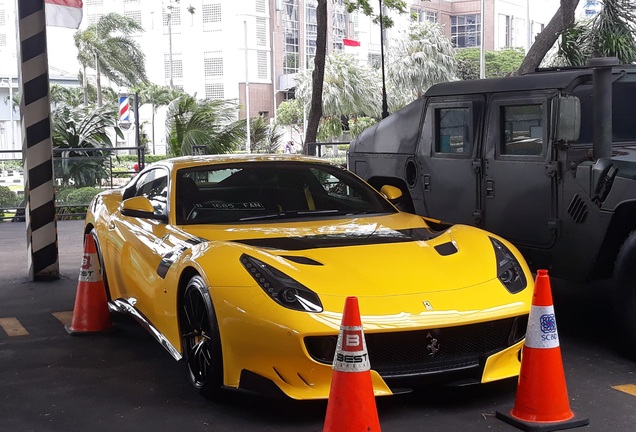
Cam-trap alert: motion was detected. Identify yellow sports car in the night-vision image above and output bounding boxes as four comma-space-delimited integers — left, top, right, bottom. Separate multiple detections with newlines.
84, 154, 533, 400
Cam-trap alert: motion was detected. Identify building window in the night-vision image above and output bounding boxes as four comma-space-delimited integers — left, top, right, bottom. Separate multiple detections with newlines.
86, 0, 104, 5
498, 14, 511, 48
0, 33, 6, 47
451, 14, 481, 48
332, 1, 347, 50
202, 3, 222, 24
412, 8, 437, 23
256, 17, 267, 46
164, 54, 183, 85
306, 1, 317, 64
87, 13, 103, 24
255, 0, 266, 14
164, 5, 181, 27
282, 0, 300, 74
204, 56, 223, 78
368, 53, 381, 69
125, 10, 142, 27
257, 50, 268, 79
205, 83, 224, 100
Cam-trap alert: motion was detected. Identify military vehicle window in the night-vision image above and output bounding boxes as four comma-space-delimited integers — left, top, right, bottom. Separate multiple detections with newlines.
435, 108, 471, 154
501, 104, 543, 156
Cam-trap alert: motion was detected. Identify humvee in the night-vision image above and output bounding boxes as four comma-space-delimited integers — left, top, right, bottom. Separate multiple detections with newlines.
348, 58, 636, 355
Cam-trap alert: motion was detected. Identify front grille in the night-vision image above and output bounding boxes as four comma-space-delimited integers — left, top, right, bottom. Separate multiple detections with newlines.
305, 315, 527, 378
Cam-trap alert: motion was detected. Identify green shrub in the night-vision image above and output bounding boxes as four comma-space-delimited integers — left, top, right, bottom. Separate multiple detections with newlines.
0, 186, 19, 207
65, 187, 101, 205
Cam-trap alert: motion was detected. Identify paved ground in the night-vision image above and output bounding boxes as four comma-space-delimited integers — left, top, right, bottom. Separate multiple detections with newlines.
1, 220, 636, 431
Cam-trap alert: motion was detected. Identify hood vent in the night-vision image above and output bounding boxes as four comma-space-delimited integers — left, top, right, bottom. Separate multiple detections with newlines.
434, 242, 458, 256
281, 255, 323, 266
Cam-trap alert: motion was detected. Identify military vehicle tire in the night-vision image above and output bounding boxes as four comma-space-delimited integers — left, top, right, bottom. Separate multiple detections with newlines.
613, 231, 636, 360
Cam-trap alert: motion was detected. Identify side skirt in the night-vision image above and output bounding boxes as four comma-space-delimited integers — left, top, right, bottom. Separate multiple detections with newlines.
109, 298, 183, 361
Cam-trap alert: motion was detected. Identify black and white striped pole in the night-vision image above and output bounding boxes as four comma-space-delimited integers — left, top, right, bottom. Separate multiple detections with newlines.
16, 0, 59, 280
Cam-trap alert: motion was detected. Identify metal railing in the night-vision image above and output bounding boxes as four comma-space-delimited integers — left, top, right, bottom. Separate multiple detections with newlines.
0, 146, 145, 222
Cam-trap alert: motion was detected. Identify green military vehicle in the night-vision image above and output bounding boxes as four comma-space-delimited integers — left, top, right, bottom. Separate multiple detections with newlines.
348, 58, 636, 355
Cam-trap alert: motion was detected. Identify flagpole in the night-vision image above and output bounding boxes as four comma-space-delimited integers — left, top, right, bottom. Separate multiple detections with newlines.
378, 0, 388, 119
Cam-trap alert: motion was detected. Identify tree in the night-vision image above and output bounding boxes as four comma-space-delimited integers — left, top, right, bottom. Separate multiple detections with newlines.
296, 50, 381, 136
74, 13, 147, 106
165, 95, 245, 156
387, 22, 456, 110
456, 48, 526, 80
516, 0, 579, 74
249, 116, 284, 154
51, 104, 123, 188
305, 1, 408, 153
551, 0, 636, 66
132, 82, 180, 154
305, 0, 327, 155
276, 99, 304, 146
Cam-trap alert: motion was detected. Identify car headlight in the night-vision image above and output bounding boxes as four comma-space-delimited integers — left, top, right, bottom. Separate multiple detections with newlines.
240, 254, 323, 312
489, 237, 527, 294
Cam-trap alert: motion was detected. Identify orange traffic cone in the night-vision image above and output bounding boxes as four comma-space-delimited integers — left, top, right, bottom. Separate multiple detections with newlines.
66, 234, 113, 335
323, 296, 381, 432
496, 270, 588, 431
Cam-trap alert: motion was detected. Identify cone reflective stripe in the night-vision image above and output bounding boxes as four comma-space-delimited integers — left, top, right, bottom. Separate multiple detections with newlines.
66, 235, 113, 335
496, 270, 588, 431
323, 296, 381, 432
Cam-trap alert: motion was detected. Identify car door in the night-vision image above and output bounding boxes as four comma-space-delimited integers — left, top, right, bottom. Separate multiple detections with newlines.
482, 94, 558, 248
416, 95, 485, 225
108, 167, 172, 319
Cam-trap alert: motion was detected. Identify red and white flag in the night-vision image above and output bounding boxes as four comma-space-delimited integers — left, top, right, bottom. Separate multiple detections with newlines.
343, 38, 361, 47
45, 0, 83, 29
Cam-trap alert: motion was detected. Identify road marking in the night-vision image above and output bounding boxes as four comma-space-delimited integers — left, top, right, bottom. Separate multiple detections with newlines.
612, 384, 636, 397
52, 311, 73, 327
0, 317, 29, 336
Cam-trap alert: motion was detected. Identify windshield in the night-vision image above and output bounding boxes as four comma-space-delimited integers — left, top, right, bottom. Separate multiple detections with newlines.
175, 161, 397, 225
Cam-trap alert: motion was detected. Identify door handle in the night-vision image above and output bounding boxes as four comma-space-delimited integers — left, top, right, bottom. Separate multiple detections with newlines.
486, 179, 495, 198
423, 174, 431, 192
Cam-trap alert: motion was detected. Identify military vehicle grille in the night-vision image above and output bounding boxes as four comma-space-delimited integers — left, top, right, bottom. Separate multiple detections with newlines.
567, 194, 588, 224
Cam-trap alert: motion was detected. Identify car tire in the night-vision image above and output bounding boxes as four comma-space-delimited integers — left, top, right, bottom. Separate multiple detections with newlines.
90, 229, 112, 302
180, 275, 223, 398
613, 230, 636, 360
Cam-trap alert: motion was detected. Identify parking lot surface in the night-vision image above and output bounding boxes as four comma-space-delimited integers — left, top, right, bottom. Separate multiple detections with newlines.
1, 220, 636, 431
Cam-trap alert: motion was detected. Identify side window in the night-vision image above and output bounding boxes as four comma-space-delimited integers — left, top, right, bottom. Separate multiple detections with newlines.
435, 107, 471, 154
500, 104, 543, 156
134, 169, 168, 217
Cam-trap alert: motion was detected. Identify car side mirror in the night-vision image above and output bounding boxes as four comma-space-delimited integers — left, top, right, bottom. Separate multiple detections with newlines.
556, 95, 581, 143
121, 196, 167, 221
380, 185, 403, 201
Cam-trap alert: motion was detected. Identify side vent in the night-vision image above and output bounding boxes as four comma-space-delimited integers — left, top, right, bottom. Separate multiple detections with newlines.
567, 194, 588, 224
281, 255, 323, 266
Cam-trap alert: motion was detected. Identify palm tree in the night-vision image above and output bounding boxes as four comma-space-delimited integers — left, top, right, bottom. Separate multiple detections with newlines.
165, 95, 245, 156
296, 51, 380, 140
551, 0, 636, 66
51, 104, 123, 188
250, 116, 284, 154
74, 13, 147, 106
133, 82, 181, 154
387, 22, 456, 110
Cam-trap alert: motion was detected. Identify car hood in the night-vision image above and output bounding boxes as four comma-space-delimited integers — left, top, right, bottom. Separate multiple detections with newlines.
181, 213, 506, 298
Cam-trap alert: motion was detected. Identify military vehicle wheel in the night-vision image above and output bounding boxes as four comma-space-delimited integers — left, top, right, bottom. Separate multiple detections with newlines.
613, 231, 636, 359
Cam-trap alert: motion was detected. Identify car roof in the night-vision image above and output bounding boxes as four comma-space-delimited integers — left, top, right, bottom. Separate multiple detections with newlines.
151, 154, 336, 172
425, 65, 636, 97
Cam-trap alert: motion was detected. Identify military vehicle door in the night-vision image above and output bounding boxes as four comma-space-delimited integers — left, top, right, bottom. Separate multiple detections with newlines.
416, 96, 484, 225
482, 94, 557, 248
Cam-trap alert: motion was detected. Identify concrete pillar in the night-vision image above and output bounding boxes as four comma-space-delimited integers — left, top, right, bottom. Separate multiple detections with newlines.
16, 0, 59, 280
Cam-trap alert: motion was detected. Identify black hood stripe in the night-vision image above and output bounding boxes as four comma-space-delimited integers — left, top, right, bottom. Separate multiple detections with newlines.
233, 227, 444, 251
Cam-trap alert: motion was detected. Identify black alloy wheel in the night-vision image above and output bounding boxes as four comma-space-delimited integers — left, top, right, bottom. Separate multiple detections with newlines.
180, 275, 223, 397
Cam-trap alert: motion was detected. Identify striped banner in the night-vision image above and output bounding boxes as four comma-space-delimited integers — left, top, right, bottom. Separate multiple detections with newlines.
17, 0, 59, 280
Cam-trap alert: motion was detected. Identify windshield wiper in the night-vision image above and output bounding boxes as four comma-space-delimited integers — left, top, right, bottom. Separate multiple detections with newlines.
239, 209, 345, 222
